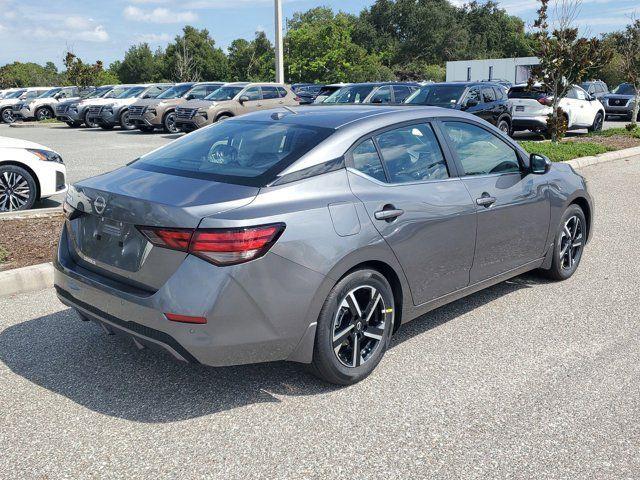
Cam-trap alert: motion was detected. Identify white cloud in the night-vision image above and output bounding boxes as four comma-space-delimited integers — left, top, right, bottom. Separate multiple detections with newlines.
64, 16, 93, 31
135, 32, 173, 43
33, 24, 109, 43
123, 5, 198, 24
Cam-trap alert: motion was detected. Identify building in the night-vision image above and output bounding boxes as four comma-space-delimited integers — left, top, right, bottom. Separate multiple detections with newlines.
446, 57, 540, 84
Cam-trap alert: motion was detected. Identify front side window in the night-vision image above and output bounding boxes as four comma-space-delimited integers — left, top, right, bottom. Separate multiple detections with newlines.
242, 87, 262, 101
393, 86, 412, 102
351, 139, 386, 182
482, 87, 496, 103
133, 120, 334, 186
442, 121, 520, 176
376, 124, 449, 183
465, 88, 482, 104
369, 86, 392, 104
37, 88, 61, 99
324, 85, 375, 104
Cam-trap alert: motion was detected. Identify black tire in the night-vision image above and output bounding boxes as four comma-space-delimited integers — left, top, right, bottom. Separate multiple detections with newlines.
588, 112, 604, 132
216, 113, 232, 122
66, 121, 82, 128
163, 111, 178, 133
119, 110, 135, 130
35, 107, 54, 121
83, 112, 99, 128
310, 269, 394, 385
0, 164, 37, 211
541, 204, 586, 281
1, 107, 14, 124
497, 118, 511, 136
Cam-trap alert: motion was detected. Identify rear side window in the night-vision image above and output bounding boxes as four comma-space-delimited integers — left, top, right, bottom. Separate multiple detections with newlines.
277, 87, 288, 98
442, 121, 520, 176
493, 87, 505, 100
393, 86, 412, 102
369, 86, 392, 104
133, 120, 335, 186
376, 124, 449, 182
352, 139, 387, 182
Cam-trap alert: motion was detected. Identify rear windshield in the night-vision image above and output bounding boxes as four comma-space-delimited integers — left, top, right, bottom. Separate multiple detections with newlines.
132, 120, 335, 186
507, 86, 548, 99
405, 85, 466, 107
611, 83, 636, 95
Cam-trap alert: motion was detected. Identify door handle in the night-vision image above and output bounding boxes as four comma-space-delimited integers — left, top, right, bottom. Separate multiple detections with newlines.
476, 194, 497, 208
374, 207, 404, 221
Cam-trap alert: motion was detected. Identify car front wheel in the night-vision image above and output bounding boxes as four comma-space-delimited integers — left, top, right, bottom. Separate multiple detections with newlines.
163, 112, 178, 133
542, 204, 586, 280
1, 108, 14, 124
119, 111, 136, 130
588, 112, 604, 132
35, 107, 53, 121
310, 269, 394, 385
0, 165, 37, 211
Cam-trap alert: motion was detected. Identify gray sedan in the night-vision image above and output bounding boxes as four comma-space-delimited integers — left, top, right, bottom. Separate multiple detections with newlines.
54, 105, 593, 385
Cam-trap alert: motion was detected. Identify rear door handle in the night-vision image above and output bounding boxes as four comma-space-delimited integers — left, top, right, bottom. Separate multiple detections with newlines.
374, 208, 404, 221
476, 194, 497, 208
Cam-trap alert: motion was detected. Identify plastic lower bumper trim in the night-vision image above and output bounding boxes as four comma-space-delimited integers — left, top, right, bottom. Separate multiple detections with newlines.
55, 285, 200, 364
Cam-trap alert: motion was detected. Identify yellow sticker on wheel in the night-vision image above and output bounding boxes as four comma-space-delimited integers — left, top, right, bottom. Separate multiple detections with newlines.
383, 308, 393, 314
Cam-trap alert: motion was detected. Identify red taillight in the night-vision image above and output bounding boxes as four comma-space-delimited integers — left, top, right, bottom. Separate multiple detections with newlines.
165, 313, 207, 324
294, 96, 301, 102
138, 227, 192, 250
538, 96, 553, 106
190, 224, 285, 265
138, 223, 285, 266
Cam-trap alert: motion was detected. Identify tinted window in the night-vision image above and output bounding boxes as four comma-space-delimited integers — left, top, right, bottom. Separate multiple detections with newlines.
443, 121, 520, 176
507, 86, 547, 100
369, 86, 392, 104
493, 87, 505, 100
117, 86, 145, 98
184, 85, 209, 99
393, 86, 412, 102
351, 139, 386, 182
157, 84, 194, 99
324, 85, 375, 104
376, 124, 449, 183
482, 87, 496, 102
262, 86, 279, 99
406, 84, 466, 107
134, 120, 334, 186
243, 87, 262, 101
206, 86, 244, 101
465, 88, 482, 104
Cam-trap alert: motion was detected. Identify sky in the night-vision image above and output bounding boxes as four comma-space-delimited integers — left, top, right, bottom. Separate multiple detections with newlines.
0, 0, 637, 68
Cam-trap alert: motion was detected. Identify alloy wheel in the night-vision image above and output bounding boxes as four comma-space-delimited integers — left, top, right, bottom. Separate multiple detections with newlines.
594, 114, 603, 131
36, 108, 52, 121
332, 285, 389, 368
165, 113, 178, 133
2, 109, 14, 123
559, 215, 583, 270
0, 171, 31, 211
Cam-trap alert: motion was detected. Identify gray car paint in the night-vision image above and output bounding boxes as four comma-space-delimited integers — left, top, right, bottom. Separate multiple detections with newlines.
54, 105, 593, 367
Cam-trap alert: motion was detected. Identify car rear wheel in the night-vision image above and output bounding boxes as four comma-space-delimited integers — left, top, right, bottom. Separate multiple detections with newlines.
588, 112, 604, 132
497, 118, 511, 136
1, 108, 14, 124
35, 107, 54, 121
163, 112, 178, 133
541, 204, 586, 281
119, 110, 136, 130
0, 165, 37, 211
310, 269, 394, 385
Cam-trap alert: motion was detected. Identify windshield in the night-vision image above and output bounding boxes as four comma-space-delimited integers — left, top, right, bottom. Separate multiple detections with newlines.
116, 86, 145, 99
323, 85, 375, 104
612, 83, 637, 95
37, 87, 61, 99
157, 84, 193, 99
80, 86, 110, 99
205, 86, 244, 101
104, 86, 130, 98
5, 90, 25, 99
133, 120, 335, 186
405, 85, 466, 107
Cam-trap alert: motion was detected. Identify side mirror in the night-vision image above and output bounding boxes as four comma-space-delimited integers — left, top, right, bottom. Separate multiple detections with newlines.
239, 95, 250, 103
530, 153, 552, 174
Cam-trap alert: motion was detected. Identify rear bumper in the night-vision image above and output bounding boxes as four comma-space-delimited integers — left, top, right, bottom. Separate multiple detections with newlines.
53, 224, 325, 367
512, 115, 547, 131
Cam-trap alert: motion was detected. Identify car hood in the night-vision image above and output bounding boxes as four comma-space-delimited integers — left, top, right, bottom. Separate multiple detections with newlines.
180, 99, 217, 109
83, 98, 120, 107
105, 98, 139, 107
0, 98, 21, 107
0, 136, 53, 151
132, 98, 183, 109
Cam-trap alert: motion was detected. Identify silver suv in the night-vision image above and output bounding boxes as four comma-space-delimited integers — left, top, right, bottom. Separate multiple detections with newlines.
56, 85, 115, 127
85, 84, 172, 130
13, 86, 80, 121
0, 87, 50, 123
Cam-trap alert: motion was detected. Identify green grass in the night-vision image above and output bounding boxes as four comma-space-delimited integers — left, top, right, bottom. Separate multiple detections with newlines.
519, 141, 613, 162
0, 245, 8, 263
37, 118, 62, 124
589, 126, 640, 139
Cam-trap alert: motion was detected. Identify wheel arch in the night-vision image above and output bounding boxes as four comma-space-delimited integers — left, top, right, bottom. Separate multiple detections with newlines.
161, 108, 176, 122
569, 196, 592, 243
0, 160, 41, 200
215, 111, 235, 121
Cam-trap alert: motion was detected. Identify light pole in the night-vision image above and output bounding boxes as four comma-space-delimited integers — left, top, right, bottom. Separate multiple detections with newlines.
274, 0, 284, 83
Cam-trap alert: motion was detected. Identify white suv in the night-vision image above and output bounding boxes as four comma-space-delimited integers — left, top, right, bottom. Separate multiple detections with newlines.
0, 87, 50, 123
509, 84, 606, 134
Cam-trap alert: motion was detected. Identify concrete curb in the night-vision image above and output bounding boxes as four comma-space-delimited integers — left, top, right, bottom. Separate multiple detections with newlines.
565, 145, 640, 169
0, 262, 54, 298
9, 122, 64, 129
1, 147, 639, 298
0, 206, 62, 220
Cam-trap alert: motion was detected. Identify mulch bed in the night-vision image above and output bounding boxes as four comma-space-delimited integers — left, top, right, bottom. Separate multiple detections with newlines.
0, 215, 64, 271
568, 134, 640, 150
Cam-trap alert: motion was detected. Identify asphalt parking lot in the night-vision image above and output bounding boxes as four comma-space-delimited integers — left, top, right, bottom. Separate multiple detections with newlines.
1, 155, 638, 478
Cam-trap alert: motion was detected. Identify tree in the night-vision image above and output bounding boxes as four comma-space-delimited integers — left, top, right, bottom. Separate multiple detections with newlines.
164, 26, 229, 82
63, 52, 112, 87
530, 0, 612, 142
285, 7, 394, 83
173, 41, 200, 82
620, 18, 640, 127
228, 31, 275, 81
0, 62, 61, 88
116, 43, 164, 83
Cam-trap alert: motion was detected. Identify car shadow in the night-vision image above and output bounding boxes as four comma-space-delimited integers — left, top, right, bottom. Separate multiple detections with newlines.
0, 272, 550, 423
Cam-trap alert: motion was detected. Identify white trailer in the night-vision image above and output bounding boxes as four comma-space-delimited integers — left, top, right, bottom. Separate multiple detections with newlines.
446, 57, 540, 84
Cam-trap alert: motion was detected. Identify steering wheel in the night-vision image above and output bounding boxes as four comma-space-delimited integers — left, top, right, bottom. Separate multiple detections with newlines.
208, 144, 238, 164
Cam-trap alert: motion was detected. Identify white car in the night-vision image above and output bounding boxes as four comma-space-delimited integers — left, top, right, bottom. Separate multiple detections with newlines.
0, 87, 50, 123
0, 136, 67, 211
509, 84, 606, 134
13, 86, 80, 122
